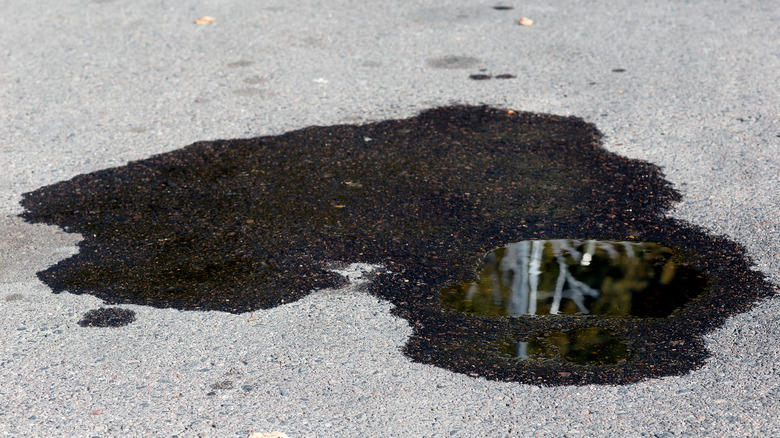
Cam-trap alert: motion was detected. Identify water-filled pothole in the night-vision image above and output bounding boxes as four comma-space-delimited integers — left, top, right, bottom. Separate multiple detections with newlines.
442, 239, 707, 318
19, 105, 776, 385
441, 239, 711, 365
498, 327, 630, 365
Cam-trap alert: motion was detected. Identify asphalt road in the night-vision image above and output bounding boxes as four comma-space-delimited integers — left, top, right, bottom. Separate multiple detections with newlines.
1, 1, 779, 436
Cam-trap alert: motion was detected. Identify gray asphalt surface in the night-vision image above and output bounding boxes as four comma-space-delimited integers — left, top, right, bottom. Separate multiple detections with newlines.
1, 0, 779, 436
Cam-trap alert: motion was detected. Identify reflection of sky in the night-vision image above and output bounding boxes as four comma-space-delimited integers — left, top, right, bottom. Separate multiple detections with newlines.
466, 240, 650, 316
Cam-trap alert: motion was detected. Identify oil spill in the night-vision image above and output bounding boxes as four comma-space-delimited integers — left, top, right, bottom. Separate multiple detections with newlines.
20, 105, 776, 385
78, 307, 136, 327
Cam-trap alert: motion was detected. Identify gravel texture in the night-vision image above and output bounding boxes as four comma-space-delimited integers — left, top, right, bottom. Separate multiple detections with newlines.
1, 0, 778, 436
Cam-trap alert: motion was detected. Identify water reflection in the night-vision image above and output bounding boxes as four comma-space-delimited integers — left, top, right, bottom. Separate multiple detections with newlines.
442, 239, 706, 318
499, 327, 630, 365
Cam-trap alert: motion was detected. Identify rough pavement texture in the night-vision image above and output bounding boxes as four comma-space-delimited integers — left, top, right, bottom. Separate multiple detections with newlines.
1, 0, 778, 436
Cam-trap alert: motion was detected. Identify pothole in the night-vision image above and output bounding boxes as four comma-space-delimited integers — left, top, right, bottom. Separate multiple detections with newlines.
19, 105, 776, 385
440, 239, 710, 365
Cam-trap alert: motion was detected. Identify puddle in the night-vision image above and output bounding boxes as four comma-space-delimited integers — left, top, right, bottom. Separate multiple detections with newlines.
442, 239, 707, 318
19, 105, 776, 385
499, 327, 630, 365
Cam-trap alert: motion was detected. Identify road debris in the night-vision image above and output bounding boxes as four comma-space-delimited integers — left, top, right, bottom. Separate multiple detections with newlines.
195, 16, 216, 25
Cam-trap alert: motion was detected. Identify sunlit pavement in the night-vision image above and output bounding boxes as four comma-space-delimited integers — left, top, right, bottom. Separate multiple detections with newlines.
1, 1, 778, 436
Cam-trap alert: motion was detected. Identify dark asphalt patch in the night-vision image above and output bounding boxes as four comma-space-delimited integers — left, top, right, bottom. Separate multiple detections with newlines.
20, 106, 776, 385
78, 307, 136, 327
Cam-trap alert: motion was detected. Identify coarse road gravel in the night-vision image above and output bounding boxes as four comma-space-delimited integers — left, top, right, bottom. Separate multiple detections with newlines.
1, 0, 778, 436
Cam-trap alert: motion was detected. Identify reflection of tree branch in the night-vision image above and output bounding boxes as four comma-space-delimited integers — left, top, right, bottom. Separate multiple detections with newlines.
561, 268, 600, 314
549, 254, 568, 314
449, 239, 680, 318
502, 239, 649, 315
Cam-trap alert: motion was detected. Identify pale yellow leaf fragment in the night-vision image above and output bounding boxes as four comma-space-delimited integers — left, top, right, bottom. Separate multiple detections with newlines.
195, 16, 216, 25
247, 432, 289, 438
515, 16, 534, 26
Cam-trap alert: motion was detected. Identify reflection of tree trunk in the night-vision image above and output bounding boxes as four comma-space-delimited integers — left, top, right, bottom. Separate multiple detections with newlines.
516, 340, 529, 360
506, 241, 530, 316
502, 239, 649, 315
528, 240, 542, 315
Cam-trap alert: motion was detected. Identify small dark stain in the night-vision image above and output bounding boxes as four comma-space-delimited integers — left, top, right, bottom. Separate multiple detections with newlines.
243, 76, 267, 85
227, 60, 254, 68
210, 380, 234, 390
612, 68, 626, 73
493, 6, 514, 10
469, 74, 515, 81
78, 307, 136, 327
426, 55, 481, 69
20, 106, 776, 385
4, 293, 24, 302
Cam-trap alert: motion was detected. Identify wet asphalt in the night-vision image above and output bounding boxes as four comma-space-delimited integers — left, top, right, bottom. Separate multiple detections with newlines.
1, 1, 779, 436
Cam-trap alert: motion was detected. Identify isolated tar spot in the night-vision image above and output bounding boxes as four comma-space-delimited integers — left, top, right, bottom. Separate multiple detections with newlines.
469, 73, 516, 80
612, 68, 627, 73
21, 106, 776, 385
78, 307, 136, 327
492, 5, 514, 10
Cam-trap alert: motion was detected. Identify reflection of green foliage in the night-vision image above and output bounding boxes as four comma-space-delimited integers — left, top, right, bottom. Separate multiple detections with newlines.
440, 249, 510, 317
441, 240, 699, 317
529, 327, 629, 365
498, 327, 630, 365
